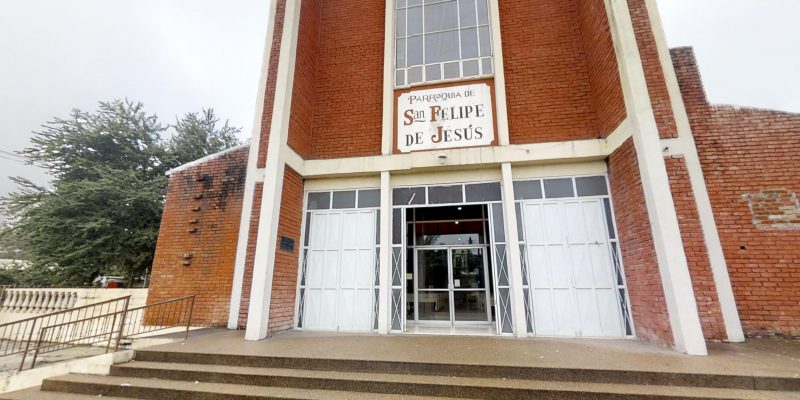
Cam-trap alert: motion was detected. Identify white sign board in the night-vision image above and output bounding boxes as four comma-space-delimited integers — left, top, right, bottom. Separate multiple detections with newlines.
397, 83, 494, 153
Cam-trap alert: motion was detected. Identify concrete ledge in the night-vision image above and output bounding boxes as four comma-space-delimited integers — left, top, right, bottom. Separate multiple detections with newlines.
0, 350, 133, 394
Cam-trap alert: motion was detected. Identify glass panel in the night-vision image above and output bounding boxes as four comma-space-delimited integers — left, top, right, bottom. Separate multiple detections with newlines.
515, 204, 524, 244
460, 27, 479, 59
452, 248, 485, 289
495, 244, 509, 286
417, 291, 450, 321
418, 250, 449, 289
481, 57, 493, 74
396, 39, 406, 68
544, 178, 575, 198
425, 30, 460, 64
603, 198, 616, 240
393, 248, 403, 286
407, 36, 423, 66
424, 1, 458, 32
408, 6, 423, 35
415, 221, 485, 246
479, 25, 492, 57
426, 64, 442, 81
465, 182, 502, 202
576, 176, 609, 197
408, 0, 422, 6
392, 288, 403, 330
408, 66, 423, 84
332, 191, 356, 209
428, 185, 463, 204
304, 212, 312, 246
477, 0, 489, 25
359, 189, 380, 208
513, 180, 542, 200
397, 0, 406, 8
491, 203, 506, 243
396, 9, 406, 37
499, 287, 513, 333
393, 187, 426, 206
392, 209, 403, 244
453, 291, 488, 321
443, 62, 460, 79
458, 0, 477, 27
413, 204, 484, 221
396, 70, 406, 86
523, 288, 533, 333
307, 192, 330, 210
463, 59, 479, 76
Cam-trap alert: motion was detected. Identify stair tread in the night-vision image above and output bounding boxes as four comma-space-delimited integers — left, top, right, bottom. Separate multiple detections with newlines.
0, 387, 131, 400
40, 374, 463, 400
110, 361, 800, 400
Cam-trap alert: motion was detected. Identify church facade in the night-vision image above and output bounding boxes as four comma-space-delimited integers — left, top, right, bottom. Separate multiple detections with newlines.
147, 0, 800, 356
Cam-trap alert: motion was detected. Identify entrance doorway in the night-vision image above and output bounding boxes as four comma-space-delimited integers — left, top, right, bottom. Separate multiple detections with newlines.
406, 205, 495, 329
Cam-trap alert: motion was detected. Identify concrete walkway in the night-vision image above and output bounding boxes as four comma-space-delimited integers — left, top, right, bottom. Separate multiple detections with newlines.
147, 329, 800, 379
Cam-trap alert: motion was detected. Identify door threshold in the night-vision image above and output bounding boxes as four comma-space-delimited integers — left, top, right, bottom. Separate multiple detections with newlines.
404, 323, 498, 337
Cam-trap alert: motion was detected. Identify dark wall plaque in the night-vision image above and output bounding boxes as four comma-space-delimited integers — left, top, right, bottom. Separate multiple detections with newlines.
280, 236, 295, 253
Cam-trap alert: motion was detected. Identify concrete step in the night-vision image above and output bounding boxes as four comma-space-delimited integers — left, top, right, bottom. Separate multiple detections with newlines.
0, 387, 131, 400
133, 349, 800, 392
37, 374, 462, 400
105, 361, 799, 400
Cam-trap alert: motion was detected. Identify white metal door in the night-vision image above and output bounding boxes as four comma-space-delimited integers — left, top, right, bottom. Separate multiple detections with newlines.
522, 199, 624, 338
303, 210, 376, 331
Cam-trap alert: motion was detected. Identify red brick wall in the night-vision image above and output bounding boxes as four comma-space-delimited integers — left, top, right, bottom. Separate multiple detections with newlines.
149, 146, 249, 326
576, 0, 627, 136
626, 0, 677, 139
308, 0, 384, 159
268, 167, 304, 334
500, 0, 600, 143
257, 0, 286, 168
287, 0, 321, 158
665, 155, 725, 340
237, 183, 263, 329
608, 138, 674, 346
673, 47, 800, 338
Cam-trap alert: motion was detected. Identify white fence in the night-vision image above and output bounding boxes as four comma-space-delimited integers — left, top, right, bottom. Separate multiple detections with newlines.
0, 289, 148, 325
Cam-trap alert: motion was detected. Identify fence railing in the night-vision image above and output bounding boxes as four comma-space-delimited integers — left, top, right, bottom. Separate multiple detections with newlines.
0, 294, 195, 371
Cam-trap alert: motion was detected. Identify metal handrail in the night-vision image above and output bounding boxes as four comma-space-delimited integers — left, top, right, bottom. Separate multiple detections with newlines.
0, 294, 196, 371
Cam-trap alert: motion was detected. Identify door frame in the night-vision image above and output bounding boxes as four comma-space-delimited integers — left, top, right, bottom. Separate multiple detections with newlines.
413, 245, 493, 325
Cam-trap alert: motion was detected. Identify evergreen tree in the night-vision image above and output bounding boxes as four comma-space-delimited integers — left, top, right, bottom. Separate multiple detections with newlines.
0, 100, 241, 287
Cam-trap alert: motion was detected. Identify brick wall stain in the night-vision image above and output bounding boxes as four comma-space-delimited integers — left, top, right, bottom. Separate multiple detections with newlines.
742, 189, 800, 231
673, 47, 800, 338
608, 138, 674, 347
148, 146, 250, 326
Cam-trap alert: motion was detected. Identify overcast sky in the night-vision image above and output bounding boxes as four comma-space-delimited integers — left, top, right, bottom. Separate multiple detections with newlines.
1, 0, 799, 204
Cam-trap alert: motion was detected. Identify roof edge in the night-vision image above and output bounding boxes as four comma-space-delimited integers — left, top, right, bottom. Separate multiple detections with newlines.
166, 142, 251, 176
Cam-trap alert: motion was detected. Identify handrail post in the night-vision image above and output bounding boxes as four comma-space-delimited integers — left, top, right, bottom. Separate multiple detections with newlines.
29, 327, 46, 371
18, 321, 38, 372
114, 296, 131, 352
185, 296, 195, 342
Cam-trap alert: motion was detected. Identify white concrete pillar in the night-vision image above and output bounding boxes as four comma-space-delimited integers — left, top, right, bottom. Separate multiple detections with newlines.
377, 171, 392, 334
501, 163, 528, 337
606, 0, 707, 355
245, 0, 303, 341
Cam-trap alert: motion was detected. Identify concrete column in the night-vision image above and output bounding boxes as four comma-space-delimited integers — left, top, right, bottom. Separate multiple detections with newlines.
227, 0, 280, 330
501, 163, 528, 338
605, 0, 707, 355
377, 171, 392, 334
245, 0, 303, 341
645, 0, 744, 343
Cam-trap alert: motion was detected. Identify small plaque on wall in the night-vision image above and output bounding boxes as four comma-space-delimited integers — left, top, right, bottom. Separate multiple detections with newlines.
280, 236, 295, 253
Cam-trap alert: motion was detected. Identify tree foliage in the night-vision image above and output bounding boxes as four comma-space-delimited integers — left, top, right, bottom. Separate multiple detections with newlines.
0, 100, 241, 287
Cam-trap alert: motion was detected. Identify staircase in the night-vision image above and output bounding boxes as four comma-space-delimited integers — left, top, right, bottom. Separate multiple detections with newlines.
3, 348, 800, 399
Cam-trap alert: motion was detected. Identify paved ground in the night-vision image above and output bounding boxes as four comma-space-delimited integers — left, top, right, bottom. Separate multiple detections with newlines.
148, 329, 800, 379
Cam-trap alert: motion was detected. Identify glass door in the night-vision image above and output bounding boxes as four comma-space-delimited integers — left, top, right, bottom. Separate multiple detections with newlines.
416, 247, 491, 324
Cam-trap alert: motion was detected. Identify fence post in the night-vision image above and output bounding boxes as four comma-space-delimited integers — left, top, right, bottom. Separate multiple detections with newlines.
113, 296, 131, 353
29, 327, 47, 371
